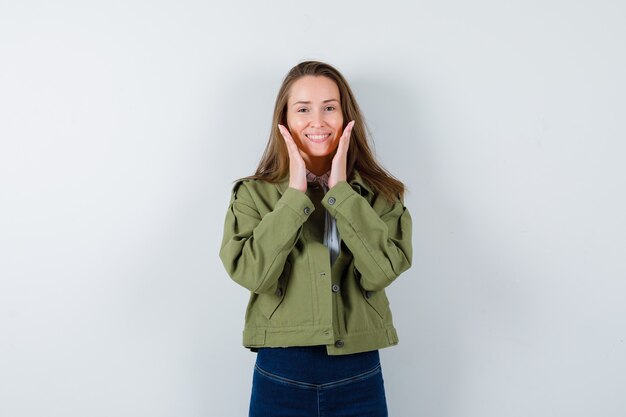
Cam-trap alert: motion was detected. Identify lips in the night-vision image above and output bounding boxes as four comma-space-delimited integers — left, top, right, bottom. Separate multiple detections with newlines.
305, 133, 332, 143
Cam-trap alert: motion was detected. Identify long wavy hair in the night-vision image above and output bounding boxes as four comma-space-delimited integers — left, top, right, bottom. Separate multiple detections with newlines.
240, 60, 406, 202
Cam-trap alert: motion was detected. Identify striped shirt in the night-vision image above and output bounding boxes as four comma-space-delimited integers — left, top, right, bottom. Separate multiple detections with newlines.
306, 169, 341, 266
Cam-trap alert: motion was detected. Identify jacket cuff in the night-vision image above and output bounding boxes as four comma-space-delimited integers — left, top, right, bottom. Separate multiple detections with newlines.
276, 186, 316, 222
321, 181, 357, 215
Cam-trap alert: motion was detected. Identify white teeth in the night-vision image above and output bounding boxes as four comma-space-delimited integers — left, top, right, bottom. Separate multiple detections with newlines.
306, 134, 330, 140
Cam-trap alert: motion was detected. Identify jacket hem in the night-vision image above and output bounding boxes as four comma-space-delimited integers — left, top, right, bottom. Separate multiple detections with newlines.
243, 326, 399, 356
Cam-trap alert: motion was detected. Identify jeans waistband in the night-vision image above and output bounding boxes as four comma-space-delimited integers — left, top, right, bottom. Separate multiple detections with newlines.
255, 345, 380, 385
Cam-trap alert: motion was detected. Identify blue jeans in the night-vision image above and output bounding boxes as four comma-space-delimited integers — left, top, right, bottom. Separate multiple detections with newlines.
249, 345, 388, 417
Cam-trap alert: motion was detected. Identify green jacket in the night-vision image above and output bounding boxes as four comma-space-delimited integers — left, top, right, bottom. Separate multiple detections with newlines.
219, 169, 413, 355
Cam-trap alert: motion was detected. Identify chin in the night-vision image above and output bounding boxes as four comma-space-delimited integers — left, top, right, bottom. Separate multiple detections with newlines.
303, 145, 338, 157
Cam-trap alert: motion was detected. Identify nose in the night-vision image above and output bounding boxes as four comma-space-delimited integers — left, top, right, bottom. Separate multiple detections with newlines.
310, 110, 324, 127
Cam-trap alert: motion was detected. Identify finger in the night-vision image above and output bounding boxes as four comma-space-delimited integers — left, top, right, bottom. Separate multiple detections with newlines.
278, 124, 303, 160
339, 120, 355, 150
278, 124, 297, 148
345, 120, 355, 136
341, 120, 355, 140
278, 124, 291, 140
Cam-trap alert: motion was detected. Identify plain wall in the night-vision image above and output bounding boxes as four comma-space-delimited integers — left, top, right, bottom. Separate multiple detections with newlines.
1, 1, 625, 416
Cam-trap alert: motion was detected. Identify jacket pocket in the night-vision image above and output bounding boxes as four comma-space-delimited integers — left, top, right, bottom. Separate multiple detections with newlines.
257, 261, 291, 320
354, 267, 389, 320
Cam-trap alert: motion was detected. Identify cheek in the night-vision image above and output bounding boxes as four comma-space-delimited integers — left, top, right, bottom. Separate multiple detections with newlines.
284, 124, 303, 149
287, 116, 302, 130
287, 119, 307, 140
332, 114, 344, 131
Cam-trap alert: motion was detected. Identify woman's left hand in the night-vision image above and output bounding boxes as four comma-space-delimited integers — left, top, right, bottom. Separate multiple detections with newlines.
328, 120, 355, 189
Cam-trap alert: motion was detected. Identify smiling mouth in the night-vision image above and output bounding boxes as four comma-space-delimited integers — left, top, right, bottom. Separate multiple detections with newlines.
305, 133, 332, 143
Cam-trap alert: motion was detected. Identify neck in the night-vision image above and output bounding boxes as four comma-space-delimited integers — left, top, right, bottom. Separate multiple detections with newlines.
303, 155, 332, 176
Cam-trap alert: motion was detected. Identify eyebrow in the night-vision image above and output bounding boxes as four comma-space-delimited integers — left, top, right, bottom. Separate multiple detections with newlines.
291, 99, 339, 107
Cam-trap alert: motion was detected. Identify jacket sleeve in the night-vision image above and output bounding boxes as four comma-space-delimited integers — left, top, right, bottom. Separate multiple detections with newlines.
219, 180, 315, 294
322, 181, 413, 291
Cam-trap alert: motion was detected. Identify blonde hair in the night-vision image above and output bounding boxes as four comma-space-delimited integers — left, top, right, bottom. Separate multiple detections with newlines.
240, 60, 406, 202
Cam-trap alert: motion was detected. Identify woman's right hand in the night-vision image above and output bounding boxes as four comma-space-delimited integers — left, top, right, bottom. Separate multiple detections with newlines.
278, 124, 307, 192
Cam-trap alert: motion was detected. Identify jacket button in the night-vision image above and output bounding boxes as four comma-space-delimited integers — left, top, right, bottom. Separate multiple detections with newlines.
303, 206, 311, 215
332, 284, 340, 293
328, 197, 336, 205
334, 339, 344, 348
275, 287, 283, 297
365, 291, 373, 298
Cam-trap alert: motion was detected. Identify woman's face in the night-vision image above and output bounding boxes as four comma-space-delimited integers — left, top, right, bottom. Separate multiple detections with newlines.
286, 76, 344, 165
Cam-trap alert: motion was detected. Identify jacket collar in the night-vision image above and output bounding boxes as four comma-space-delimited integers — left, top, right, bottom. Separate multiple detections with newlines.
276, 168, 373, 196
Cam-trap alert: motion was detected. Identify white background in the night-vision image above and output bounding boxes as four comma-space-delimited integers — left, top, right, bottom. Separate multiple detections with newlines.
1, 1, 625, 416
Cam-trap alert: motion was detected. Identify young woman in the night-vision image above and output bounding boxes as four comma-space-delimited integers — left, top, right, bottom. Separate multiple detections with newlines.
219, 61, 413, 417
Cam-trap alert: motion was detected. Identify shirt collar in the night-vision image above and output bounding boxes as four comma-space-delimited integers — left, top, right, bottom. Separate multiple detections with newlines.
276, 168, 372, 196
306, 168, 330, 188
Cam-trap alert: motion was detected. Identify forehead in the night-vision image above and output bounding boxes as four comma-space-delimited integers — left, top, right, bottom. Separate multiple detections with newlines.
288, 76, 340, 104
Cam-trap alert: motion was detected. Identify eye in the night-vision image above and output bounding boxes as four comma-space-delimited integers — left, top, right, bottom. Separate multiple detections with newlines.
297, 108, 309, 113
325, 106, 336, 111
